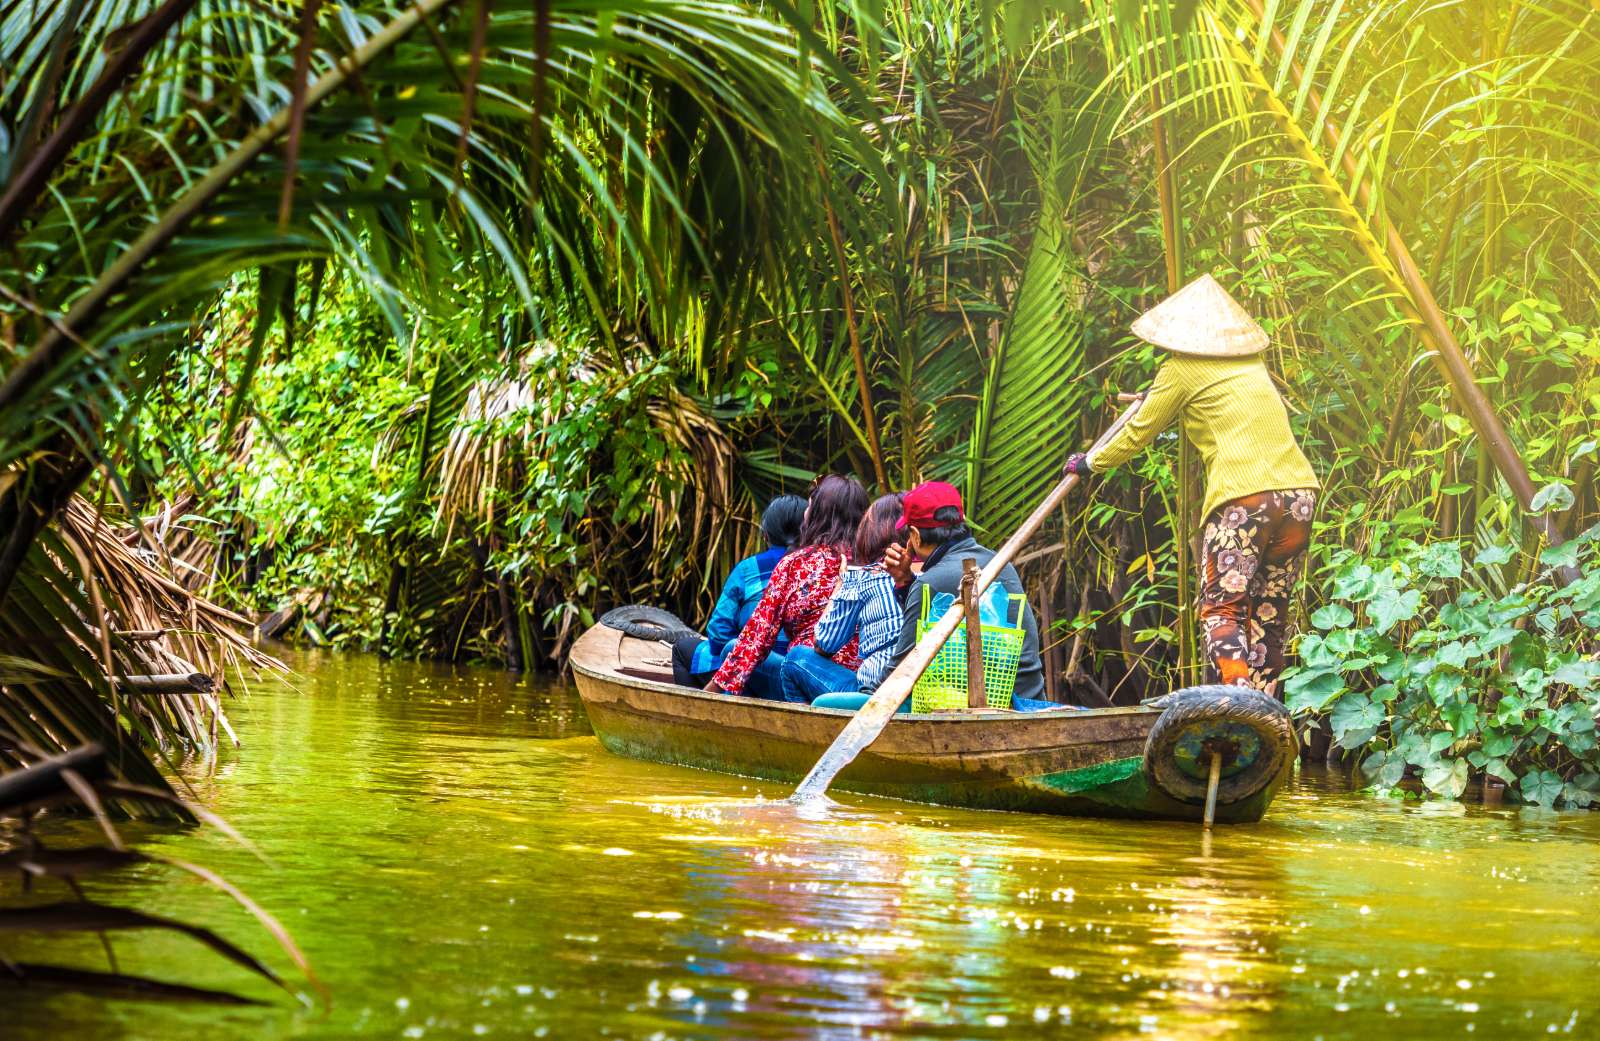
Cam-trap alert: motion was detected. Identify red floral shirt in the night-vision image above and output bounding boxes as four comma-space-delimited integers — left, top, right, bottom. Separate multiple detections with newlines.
712, 545, 861, 695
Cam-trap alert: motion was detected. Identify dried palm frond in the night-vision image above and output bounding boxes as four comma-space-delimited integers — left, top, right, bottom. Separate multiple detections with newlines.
126, 494, 219, 594
435, 355, 540, 541
0, 493, 284, 789
644, 387, 746, 598
373, 395, 430, 469
58, 496, 283, 677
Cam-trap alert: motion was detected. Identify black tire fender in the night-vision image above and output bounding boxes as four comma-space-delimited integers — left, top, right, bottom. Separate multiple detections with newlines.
1142, 684, 1294, 805
599, 604, 697, 644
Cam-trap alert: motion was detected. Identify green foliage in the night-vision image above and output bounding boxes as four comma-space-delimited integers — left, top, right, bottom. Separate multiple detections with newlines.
1285, 518, 1600, 807
964, 72, 1111, 538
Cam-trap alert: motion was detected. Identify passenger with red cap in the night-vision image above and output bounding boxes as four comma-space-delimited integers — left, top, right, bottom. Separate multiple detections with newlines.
879, 481, 1052, 708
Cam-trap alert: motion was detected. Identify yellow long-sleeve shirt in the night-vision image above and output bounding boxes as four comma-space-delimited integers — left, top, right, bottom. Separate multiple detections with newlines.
1088, 354, 1319, 522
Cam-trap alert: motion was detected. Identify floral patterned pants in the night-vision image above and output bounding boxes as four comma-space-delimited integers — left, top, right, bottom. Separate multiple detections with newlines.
1199, 488, 1316, 695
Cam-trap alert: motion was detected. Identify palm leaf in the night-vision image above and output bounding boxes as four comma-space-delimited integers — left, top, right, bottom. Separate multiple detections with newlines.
965, 217, 1087, 538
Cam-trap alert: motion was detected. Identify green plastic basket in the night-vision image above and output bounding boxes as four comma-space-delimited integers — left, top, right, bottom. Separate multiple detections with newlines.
910, 585, 1025, 713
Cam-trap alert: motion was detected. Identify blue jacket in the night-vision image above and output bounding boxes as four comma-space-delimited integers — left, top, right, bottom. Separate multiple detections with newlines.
690, 546, 790, 674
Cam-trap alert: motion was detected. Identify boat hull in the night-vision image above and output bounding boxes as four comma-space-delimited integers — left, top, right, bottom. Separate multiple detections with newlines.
570, 624, 1288, 823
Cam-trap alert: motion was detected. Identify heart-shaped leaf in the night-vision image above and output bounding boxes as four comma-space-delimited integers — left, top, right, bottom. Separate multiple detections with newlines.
1370, 588, 1422, 633
1530, 482, 1575, 515
1421, 757, 1469, 799
1518, 768, 1565, 808
1311, 603, 1354, 630
1474, 543, 1514, 567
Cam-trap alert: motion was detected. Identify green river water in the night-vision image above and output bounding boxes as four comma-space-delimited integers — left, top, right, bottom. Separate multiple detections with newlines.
6, 648, 1599, 1040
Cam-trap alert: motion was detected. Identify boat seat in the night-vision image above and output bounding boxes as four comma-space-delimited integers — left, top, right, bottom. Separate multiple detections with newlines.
811, 691, 911, 714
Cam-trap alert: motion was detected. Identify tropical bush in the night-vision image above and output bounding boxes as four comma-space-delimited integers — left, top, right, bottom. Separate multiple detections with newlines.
1286, 512, 1600, 807
0, 0, 875, 777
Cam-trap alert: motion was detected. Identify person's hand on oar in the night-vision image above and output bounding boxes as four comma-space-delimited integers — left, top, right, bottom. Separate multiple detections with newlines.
1061, 393, 1141, 480
1061, 452, 1092, 478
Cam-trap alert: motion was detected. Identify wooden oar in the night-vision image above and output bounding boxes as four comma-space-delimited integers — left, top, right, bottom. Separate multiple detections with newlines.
791, 396, 1147, 803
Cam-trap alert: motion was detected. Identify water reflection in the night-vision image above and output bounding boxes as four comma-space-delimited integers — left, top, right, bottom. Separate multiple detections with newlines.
4, 649, 1598, 1040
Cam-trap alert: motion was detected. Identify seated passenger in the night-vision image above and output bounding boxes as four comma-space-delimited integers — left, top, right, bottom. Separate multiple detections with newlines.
781, 493, 905, 704
671, 494, 806, 699
707, 475, 870, 701
880, 481, 1054, 710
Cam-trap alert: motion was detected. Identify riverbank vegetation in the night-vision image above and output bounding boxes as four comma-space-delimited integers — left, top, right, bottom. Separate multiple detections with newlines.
2, 0, 1597, 807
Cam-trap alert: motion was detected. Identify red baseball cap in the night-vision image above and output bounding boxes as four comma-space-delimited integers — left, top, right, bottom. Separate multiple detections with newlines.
897, 481, 964, 530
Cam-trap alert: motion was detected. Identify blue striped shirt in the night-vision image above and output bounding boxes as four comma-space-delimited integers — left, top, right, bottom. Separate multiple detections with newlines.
813, 564, 902, 690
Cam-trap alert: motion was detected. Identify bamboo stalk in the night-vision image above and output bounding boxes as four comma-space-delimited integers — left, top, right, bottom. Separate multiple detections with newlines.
1150, 77, 1198, 685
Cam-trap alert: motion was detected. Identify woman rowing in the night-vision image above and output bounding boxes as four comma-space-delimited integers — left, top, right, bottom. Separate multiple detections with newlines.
1063, 274, 1319, 696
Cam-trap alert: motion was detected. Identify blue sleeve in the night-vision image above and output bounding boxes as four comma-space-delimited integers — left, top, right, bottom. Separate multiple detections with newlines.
704, 558, 754, 656
813, 575, 864, 655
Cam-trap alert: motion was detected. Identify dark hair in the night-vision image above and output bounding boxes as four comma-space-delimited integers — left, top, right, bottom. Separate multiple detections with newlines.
854, 492, 905, 563
914, 505, 969, 548
760, 494, 807, 548
798, 474, 870, 553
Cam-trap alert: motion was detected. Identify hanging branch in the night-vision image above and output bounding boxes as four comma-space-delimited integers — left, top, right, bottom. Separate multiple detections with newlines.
0, 0, 203, 242
527, 0, 552, 212
453, 0, 493, 191
819, 154, 889, 490
278, 0, 324, 230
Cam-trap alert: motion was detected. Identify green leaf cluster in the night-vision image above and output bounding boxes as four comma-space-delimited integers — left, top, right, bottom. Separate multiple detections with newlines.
1285, 522, 1600, 808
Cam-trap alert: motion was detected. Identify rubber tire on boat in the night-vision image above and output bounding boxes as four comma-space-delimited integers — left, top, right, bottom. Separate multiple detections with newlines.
1142, 685, 1294, 805
599, 604, 697, 644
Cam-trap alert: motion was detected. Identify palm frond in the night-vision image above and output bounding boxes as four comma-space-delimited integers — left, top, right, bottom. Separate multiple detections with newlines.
965, 218, 1087, 538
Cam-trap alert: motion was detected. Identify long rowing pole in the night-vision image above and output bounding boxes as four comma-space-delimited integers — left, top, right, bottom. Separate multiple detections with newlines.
790, 396, 1147, 803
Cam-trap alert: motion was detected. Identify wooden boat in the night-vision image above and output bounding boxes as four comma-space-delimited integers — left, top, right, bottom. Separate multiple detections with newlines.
570, 623, 1295, 824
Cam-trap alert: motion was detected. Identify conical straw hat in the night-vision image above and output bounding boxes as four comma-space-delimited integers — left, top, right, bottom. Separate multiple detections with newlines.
1130, 273, 1268, 358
